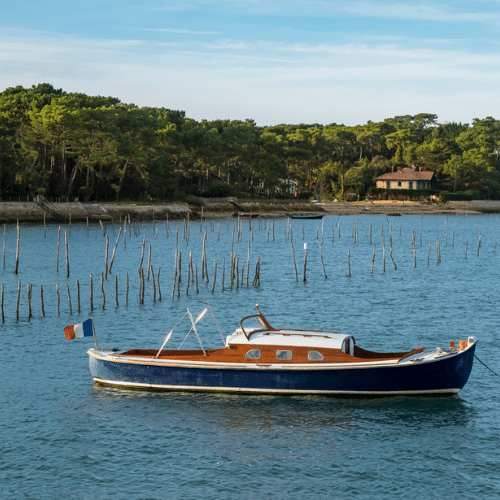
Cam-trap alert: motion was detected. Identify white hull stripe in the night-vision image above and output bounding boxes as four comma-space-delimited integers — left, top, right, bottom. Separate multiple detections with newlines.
92, 377, 460, 395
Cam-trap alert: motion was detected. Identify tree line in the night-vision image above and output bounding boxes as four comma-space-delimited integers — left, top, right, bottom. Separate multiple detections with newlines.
1, 83, 500, 202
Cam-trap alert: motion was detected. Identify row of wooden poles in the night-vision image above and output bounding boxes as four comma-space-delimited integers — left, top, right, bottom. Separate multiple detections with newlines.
0, 216, 493, 321
0, 252, 262, 322
3, 214, 492, 277
0, 275, 130, 323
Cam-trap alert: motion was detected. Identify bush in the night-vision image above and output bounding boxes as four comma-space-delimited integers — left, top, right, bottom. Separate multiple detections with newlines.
297, 191, 312, 199
184, 194, 205, 206
438, 191, 473, 203
195, 181, 232, 198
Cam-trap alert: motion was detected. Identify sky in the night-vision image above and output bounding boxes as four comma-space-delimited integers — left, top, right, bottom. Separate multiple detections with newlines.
1, 0, 500, 126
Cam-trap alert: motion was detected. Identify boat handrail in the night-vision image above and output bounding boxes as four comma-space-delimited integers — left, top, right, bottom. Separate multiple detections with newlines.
240, 305, 277, 340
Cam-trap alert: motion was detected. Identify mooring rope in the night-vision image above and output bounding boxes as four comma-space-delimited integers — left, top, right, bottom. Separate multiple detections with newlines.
475, 355, 500, 377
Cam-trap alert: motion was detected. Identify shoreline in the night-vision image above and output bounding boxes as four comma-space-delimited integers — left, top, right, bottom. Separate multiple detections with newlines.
0, 199, 499, 223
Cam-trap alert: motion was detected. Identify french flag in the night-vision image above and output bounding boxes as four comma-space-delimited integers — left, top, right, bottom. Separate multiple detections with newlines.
64, 319, 93, 341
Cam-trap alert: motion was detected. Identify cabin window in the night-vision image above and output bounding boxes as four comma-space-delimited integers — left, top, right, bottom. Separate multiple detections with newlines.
308, 350, 324, 361
245, 349, 261, 360
276, 350, 292, 360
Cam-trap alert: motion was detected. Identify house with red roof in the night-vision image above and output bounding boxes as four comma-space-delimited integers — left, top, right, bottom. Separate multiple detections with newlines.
375, 167, 436, 190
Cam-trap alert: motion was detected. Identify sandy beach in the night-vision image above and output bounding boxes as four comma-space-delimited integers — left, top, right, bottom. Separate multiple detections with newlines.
0, 199, 499, 223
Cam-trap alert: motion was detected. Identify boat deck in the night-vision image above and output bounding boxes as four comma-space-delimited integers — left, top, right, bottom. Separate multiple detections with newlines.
116, 344, 424, 364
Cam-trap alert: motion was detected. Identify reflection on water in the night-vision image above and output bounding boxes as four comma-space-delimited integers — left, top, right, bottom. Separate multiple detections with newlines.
91, 384, 475, 432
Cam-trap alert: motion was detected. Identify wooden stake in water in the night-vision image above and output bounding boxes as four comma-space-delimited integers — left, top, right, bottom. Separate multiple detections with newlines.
253, 257, 260, 286
319, 242, 327, 279
151, 266, 156, 302
27, 283, 32, 319
90, 274, 94, 311
212, 261, 217, 293
138, 269, 142, 304
3, 224, 5, 269
236, 258, 240, 288
101, 272, 105, 309
157, 268, 162, 301
146, 245, 152, 279
390, 249, 397, 270
222, 258, 225, 291
477, 231, 481, 257
177, 252, 181, 298
291, 241, 298, 281
1, 283, 4, 322
371, 245, 376, 274
246, 242, 250, 286
56, 283, 60, 316
40, 284, 45, 317
115, 275, 119, 307
65, 230, 70, 277
348, 250, 351, 277
109, 227, 122, 273
139, 234, 146, 271
16, 281, 21, 320
382, 232, 386, 272
56, 225, 61, 272
76, 280, 80, 313
66, 284, 72, 315
126, 272, 129, 306
14, 220, 20, 275
303, 243, 308, 282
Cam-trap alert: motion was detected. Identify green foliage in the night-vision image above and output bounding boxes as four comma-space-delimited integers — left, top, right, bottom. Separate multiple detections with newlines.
184, 194, 205, 206
438, 191, 473, 203
297, 191, 312, 199
0, 84, 500, 201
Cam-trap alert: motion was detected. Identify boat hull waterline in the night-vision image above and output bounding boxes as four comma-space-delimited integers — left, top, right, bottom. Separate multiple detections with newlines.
88, 342, 476, 396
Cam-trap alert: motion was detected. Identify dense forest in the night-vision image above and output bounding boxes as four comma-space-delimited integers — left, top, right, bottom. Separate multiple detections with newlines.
1, 83, 500, 202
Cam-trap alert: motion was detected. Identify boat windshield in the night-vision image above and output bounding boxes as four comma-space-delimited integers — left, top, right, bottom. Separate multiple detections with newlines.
239, 307, 276, 340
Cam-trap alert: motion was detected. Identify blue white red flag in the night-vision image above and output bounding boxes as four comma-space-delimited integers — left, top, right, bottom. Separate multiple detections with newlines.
64, 319, 93, 341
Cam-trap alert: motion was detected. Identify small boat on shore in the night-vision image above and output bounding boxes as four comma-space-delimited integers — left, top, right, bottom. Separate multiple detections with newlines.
86, 305, 477, 397
290, 215, 324, 220
233, 212, 260, 218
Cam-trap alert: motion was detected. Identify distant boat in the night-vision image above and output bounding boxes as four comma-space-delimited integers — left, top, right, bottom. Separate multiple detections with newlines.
233, 212, 260, 218
290, 215, 324, 220
87, 304, 477, 397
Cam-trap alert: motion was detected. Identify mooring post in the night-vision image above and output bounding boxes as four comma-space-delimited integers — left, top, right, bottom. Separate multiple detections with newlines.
14, 220, 20, 275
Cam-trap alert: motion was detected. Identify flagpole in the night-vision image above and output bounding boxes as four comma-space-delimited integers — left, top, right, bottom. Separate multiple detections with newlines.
91, 315, 99, 351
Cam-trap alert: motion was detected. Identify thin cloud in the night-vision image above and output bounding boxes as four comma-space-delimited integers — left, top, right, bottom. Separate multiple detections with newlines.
343, 2, 498, 23
1, 28, 500, 126
131, 28, 221, 36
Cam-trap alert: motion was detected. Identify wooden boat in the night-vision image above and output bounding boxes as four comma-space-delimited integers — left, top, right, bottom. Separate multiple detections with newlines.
290, 215, 324, 219
88, 305, 477, 396
232, 212, 260, 218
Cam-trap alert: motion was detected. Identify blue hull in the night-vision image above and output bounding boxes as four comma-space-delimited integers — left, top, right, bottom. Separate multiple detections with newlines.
88, 343, 476, 396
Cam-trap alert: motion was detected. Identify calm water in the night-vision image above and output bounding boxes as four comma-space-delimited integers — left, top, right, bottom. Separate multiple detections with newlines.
1, 214, 500, 499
